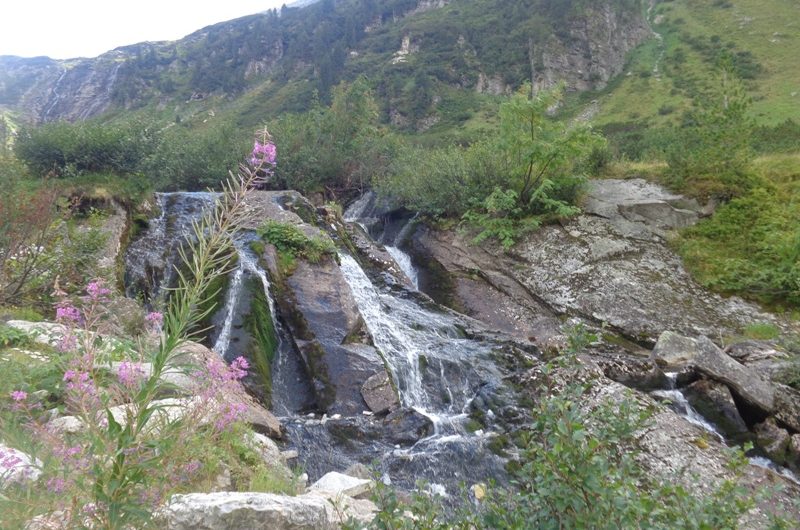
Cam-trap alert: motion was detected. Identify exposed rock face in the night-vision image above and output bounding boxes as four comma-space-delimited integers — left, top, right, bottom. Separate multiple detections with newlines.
651, 331, 718, 369
0, 443, 41, 488
163, 492, 333, 530
535, 2, 651, 92
411, 179, 783, 344
693, 342, 776, 418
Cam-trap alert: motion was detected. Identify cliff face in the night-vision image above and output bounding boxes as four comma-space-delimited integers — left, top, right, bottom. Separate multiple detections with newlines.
535, 2, 651, 92
0, 0, 650, 125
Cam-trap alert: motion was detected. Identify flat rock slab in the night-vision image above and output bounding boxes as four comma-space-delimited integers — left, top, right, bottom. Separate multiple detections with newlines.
309, 471, 374, 498
694, 342, 775, 416
164, 492, 333, 530
651, 331, 718, 368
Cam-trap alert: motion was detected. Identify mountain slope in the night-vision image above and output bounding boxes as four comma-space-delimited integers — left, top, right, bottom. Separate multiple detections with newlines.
0, 0, 648, 130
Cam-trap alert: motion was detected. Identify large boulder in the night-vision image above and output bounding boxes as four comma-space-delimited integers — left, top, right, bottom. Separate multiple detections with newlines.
163, 490, 376, 530
263, 227, 389, 415
361, 372, 399, 414
163, 492, 334, 530
693, 342, 775, 418
651, 332, 718, 369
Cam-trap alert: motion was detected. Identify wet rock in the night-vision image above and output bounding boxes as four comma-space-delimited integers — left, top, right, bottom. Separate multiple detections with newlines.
754, 418, 791, 465
693, 341, 775, 418
309, 471, 374, 498
773, 386, 800, 433
163, 492, 334, 530
280, 254, 389, 415
383, 408, 434, 445
683, 379, 749, 440
361, 372, 399, 414
652, 331, 718, 368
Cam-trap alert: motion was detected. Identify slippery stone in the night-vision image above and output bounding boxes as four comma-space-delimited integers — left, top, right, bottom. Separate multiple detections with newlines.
693, 342, 776, 417
309, 471, 374, 498
754, 418, 791, 465
361, 371, 399, 414
383, 408, 434, 445
683, 379, 749, 440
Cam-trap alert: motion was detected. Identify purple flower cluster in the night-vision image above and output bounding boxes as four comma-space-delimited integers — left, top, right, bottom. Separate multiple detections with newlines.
249, 140, 277, 173
10, 390, 27, 402
144, 311, 164, 331
56, 304, 81, 325
85, 280, 111, 301
117, 361, 145, 389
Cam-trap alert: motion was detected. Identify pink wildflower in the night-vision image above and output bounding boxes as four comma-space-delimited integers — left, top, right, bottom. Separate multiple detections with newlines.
10, 390, 27, 402
46, 477, 67, 493
145, 311, 163, 331
86, 280, 111, 301
117, 361, 145, 389
230, 356, 249, 380
56, 305, 81, 324
57, 333, 78, 353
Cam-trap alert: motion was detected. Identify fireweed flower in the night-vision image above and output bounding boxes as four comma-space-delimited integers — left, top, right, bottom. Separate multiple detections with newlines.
57, 333, 78, 353
117, 361, 145, 389
10, 390, 27, 402
86, 280, 111, 301
145, 311, 163, 331
56, 305, 81, 324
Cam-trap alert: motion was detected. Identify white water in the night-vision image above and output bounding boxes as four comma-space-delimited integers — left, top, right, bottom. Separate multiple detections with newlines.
386, 245, 419, 289
749, 456, 800, 486
338, 253, 483, 433
651, 388, 725, 442
213, 242, 279, 357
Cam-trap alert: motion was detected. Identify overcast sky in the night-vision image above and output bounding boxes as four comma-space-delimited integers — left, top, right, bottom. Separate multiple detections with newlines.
1, 1, 287, 59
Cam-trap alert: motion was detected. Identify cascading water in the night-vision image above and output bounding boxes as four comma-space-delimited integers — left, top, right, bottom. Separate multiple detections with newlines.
338, 253, 500, 433
124, 192, 217, 302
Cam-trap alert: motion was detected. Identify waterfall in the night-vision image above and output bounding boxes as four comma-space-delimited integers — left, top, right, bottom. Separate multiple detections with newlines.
337, 253, 493, 432
213, 241, 279, 357
124, 192, 217, 302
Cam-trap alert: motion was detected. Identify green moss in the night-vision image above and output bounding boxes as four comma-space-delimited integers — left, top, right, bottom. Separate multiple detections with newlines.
245, 279, 279, 406
257, 220, 335, 264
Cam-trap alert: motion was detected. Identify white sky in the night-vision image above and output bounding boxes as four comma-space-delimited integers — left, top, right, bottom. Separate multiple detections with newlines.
1, 1, 287, 59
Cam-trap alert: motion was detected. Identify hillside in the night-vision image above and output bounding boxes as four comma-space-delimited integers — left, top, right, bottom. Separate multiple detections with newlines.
0, 0, 648, 132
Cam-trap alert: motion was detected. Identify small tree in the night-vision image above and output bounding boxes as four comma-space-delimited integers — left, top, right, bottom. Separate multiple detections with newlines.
463, 84, 602, 248
666, 61, 756, 199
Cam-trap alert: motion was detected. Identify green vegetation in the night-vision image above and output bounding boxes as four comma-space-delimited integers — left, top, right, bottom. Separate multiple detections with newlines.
379, 85, 601, 248
257, 220, 336, 264
245, 279, 280, 404
676, 154, 800, 309
743, 322, 781, 341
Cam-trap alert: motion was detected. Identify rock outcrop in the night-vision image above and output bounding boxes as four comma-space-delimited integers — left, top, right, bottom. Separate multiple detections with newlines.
410, 179, 784, 345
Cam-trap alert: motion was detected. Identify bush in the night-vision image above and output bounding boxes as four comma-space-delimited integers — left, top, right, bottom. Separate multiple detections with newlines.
15, 121, 155, 177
